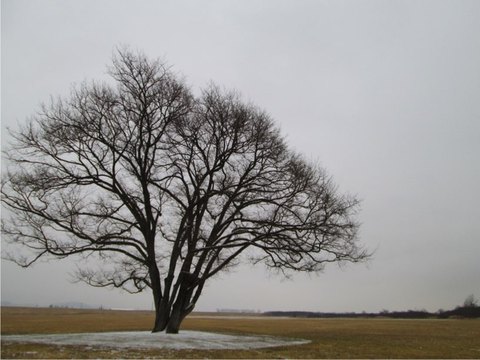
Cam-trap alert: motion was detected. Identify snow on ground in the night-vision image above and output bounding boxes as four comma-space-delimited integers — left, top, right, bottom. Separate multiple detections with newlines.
2, 331, 310, 350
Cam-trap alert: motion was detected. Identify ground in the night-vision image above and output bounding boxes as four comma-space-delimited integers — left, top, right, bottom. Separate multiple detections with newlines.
2, 307, 480, 358
2, 330, 309, 350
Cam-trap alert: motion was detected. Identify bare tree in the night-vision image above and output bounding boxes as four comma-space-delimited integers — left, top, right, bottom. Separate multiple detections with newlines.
1, 50, 368, 333
463, 294, 479, 308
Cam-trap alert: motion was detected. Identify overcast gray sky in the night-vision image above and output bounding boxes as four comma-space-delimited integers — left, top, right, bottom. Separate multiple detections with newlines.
2, 0, 479, 313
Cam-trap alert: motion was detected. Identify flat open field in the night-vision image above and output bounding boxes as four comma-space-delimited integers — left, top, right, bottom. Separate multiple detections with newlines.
2, 307, 480, 358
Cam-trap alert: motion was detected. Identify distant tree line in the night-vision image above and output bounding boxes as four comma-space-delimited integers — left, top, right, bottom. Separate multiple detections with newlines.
264, 295, 480, 319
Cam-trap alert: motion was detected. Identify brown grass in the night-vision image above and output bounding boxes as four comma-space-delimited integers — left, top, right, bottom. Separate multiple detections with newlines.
2, 307, 480, 358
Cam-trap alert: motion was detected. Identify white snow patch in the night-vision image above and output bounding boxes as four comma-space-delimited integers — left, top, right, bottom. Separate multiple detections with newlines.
2, 331, 310, 350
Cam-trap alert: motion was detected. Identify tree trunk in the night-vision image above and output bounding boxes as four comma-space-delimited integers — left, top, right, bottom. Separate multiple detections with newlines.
165, 297, 194, 334
148, 261, 167, 333
151, 297, 170, 333
150, 270, 198, 333
165, 282, 195, 334
150, 289, 194, 333
165, 305, 183, 334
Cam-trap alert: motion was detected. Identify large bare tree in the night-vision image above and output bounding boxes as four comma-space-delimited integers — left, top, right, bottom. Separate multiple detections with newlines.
1, 50, 368, 333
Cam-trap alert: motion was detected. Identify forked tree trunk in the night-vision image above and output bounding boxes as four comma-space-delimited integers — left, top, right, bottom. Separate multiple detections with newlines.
150, 289, 195, 333
150, 268, 198, 333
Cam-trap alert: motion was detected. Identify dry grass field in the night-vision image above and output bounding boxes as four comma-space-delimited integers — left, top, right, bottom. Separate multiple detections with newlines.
1, 306, 480, 358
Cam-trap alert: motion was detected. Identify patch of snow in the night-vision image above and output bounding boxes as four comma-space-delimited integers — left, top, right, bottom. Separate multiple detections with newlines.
2, 331, 310, 350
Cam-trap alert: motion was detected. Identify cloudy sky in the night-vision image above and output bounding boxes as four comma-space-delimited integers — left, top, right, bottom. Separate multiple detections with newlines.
2, 0, 479, 313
